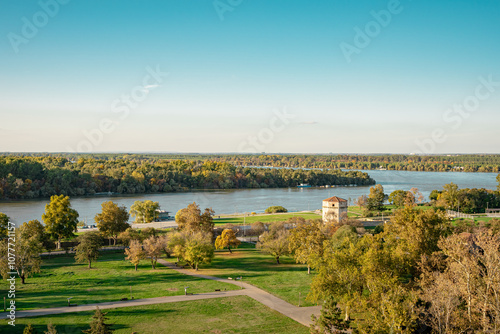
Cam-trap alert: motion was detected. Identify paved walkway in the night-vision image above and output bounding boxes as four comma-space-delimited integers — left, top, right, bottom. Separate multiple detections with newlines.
156, 259, 321, 327
7, 260, 321, 327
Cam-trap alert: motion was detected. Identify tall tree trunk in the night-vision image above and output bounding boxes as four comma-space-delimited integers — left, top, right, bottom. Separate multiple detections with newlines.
20, 275, 25, 284
276, 256, 280, 264
228, 247, 232, 253
307, 264, 311, 275
57, 238, 61, 250
195, 263, 199, 271
113, 236, 117, 246
88, 260, 92, 269
135, 264, 138, 271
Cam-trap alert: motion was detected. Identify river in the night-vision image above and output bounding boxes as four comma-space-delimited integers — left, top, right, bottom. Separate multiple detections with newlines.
0, 170, 498, 225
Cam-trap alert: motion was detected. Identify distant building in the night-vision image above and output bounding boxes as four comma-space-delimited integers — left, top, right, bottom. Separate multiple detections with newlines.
322, 196, 348, 223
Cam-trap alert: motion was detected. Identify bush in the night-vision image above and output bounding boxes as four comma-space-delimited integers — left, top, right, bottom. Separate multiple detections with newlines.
265, 206, 288, 214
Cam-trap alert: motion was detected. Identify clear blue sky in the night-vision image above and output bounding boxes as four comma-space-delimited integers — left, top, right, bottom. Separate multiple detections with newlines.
1, 0, 499, 154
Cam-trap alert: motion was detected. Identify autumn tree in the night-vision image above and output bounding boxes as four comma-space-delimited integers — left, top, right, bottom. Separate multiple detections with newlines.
215, 229, 241, 253
0, 228, 42, 284
176, 202, 215, 235
23, 324, 36, 334
143, 235, 163, 269
74, 231, 103, 269
0, 212, 9, 239
288, 220, 325, 274
83, 306, 113, 334
184, 232, 215, 270
129, 200, 159, 224
44, 323, 57, 334
95, 201, 130, 245
117, 228, 142, 246
42, 195, 79, 249
257, 224, 290, 264
125, 239, 145, 271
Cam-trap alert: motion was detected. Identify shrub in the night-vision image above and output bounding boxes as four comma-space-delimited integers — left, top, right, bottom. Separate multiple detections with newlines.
265, 206, 288, 213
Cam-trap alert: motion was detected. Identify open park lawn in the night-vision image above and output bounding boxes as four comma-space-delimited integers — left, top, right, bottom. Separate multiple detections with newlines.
7, 295, 309, 334
0, 252, 237, 311
214, 212, 321, 225
178, 243, 316, 307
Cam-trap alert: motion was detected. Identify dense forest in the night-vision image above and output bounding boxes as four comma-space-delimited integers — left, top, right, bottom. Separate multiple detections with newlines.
0, 156, 374, 200
4, 153, 499, 172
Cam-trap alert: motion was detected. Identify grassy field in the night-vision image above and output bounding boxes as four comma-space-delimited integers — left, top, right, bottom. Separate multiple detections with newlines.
173, 242, 316, 307
1, 252, 237, 311
214, 212, 321, 225
5, 295, 309, 334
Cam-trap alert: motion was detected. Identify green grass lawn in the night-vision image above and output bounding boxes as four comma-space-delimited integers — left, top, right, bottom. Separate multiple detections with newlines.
0, 253, 237, 311
5, 295, 309, 334
214, 212, 321, 225
173, 242, 316, 307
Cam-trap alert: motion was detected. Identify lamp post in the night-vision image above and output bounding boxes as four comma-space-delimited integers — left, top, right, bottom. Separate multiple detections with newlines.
184, 287, 189, 295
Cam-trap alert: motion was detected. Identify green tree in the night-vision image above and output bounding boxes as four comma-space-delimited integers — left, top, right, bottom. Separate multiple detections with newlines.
497, 173, 500, 192
168, 231, 188, 262
95, 201, 130, 245
143, 235, 163, 269
42, 195, 79, 249
383, 206, 450, 275
257, 227, 290, 264
129, 200, 159, 224
184, 232, 215, 270
0, 228, 42, 284
388, 190, 409, 208
288, 220, 325, 274
175, 202, 215, 235
310, 296, 350, 334
0, 212, 9, 239
20, 220, 51, 250
439, 182, 460, 209
75, 231, 103, 269
125, 239, 145, 271
83, 306, 113, 334
366, 184, 385, 211
215, 229, 241, 253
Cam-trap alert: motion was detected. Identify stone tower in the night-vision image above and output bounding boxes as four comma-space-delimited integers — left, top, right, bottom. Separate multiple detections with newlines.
322, 196, 348, 223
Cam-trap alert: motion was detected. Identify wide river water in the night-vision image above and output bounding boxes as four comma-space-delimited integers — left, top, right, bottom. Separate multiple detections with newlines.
0, 170, 498, 225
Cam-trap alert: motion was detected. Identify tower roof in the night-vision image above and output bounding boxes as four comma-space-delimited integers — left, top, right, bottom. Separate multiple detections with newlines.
323, 196, 348, 203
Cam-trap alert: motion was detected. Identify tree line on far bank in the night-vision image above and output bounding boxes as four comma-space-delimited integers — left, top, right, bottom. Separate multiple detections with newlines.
0, 156, 374, 200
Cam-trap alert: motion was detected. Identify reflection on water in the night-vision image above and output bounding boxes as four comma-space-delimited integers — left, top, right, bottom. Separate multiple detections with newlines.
0, 170, 497, 225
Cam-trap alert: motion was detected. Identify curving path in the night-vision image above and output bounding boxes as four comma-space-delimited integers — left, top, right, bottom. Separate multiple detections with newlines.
157, 259, 321, 327
7, 259, 321, 327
